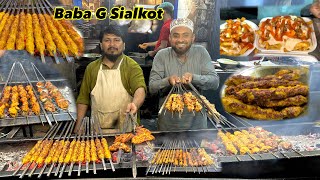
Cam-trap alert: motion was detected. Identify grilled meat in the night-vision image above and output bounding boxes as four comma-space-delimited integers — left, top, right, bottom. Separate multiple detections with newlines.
225, 80, 303, 95
225, 70, 301, 86
222, 96, 304, 120
255, 95, 308, 108
234, 85, 308, 103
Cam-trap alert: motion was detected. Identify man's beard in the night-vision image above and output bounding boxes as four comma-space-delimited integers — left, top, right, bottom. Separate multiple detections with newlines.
102, 47, 122, 62
104, 53, 121, 62
172, 44, 192, 56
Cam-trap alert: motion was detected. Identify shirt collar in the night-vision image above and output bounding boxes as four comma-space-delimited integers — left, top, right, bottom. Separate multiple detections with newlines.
100, 54, 124, 69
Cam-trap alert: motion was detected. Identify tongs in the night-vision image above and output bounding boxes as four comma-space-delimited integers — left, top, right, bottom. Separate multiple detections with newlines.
116, 112, 138, 164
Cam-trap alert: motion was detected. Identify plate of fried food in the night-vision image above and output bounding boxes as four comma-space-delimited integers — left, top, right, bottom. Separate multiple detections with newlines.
221, 66, 309, 120
220, 17, 258, 56
255, 16, 317, 54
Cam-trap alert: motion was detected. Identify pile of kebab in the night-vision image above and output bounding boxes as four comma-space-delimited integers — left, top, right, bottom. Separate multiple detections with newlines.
163, 83, 203, 116
146, 140, 215, 175
13, 119, 114, 178
0, 0, 83, 61
31, 62, 69, 112
222, 69, 308, 120
109, 126, 155, 153
0, 85, 40, 118
36, 81, 69, 112
217, 126, 294, 156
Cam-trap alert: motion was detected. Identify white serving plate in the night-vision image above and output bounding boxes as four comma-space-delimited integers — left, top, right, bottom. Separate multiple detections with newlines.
254, 17, 317, 54
220, 19, 259, 56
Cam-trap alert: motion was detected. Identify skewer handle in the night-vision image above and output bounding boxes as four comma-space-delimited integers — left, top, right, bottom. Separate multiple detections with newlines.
102, 159, 106, 170
54, 163, 62, 176
109, 158, 115, 172
93, 162, 97, 174
58, 164, 66, 178
19, 163, 30, 179
37, 164, 47, 178
85, 162, 89, 173
68, 163, 74, 176
40, 54, 46, 63
12, 163, 23, 176
47, 163, 55, 177
28, 164, 37, 177
77, 163, 81, 176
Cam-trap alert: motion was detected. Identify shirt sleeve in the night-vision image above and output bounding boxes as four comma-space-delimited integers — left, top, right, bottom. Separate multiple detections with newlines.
192, 47, 220, 90
155, 26, 170, 50
128, 62, 147, 94
149, 51, 171, 95
159, 26, 170, 42
76, 65, 92, 105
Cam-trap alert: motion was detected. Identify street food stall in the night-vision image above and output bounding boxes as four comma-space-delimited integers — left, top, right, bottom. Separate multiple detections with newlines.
0, 0, 319, 179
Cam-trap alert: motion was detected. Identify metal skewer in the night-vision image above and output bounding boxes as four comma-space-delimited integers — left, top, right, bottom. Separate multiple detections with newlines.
53, 121, 75, 176
38, 121, 69, 178
58, 119, 85, 178
47, 121, 75, 176
187, 82, 225, 125
13, 120, 57, 177
96, 116, 115, 171
163, 140, 172, 175
19, 123, 60, 178
77, 118, 87, 176
85, 118, 90, 173
35, 0, 60, 64
90, 117, 97, 175
18, 62, 52, 126
67, 119, 86, 176
91, 117, 106, 170
192, 140, 208, 173
159, 86, 175, 114
28, 122, 62, 177
145, 142, 165, 175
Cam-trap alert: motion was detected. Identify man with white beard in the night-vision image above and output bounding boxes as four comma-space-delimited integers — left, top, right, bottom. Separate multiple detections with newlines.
149, 18, 219, 131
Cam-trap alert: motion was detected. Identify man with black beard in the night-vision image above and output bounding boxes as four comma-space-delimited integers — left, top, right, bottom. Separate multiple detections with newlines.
75, 25, 146, 133
149, 18, 219, 131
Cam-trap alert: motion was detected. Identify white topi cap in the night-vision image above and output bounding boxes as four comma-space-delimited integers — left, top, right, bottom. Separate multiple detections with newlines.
170, 18, 194, 32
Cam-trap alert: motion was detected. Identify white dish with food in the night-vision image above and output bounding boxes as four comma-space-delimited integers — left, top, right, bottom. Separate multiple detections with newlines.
220, 18, 259, 56
255, 16, 317, 54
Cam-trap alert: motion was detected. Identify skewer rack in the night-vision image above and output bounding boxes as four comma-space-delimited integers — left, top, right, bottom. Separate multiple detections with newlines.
0, 62, 76, 128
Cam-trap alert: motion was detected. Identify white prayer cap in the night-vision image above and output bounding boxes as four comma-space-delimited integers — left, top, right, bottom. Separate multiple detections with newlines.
170, 18, 194, 32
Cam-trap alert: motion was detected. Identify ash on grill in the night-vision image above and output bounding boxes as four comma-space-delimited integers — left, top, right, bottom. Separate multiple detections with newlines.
281, 133, 320, 151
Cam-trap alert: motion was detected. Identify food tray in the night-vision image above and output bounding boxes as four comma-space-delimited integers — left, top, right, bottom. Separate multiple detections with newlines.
220, 66, 309, 121
254, 17, 317, 54
220, 19, 259, 56
0, 79, 76, 127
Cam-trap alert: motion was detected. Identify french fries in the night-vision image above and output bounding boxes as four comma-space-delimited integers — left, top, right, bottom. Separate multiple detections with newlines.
220, 17, 255, 56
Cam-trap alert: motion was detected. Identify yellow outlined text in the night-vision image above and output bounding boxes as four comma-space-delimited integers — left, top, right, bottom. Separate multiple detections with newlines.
53, 6, 164, 20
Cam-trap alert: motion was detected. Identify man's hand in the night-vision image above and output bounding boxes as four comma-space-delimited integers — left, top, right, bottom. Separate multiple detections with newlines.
182, 73, 193, 84
126, 102, 138, 114
73, 119, 83, 135
168, 75, 181, 86
139, 43, 149, 50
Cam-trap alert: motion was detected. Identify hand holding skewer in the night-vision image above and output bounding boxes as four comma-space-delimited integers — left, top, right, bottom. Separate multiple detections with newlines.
168, 75, 181, 86
126, 102, 138, 115
182, 72, 193, 84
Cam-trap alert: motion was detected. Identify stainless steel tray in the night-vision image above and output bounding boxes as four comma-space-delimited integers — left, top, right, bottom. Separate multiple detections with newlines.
0, 79, 76, 127
220, 66, 309, 121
